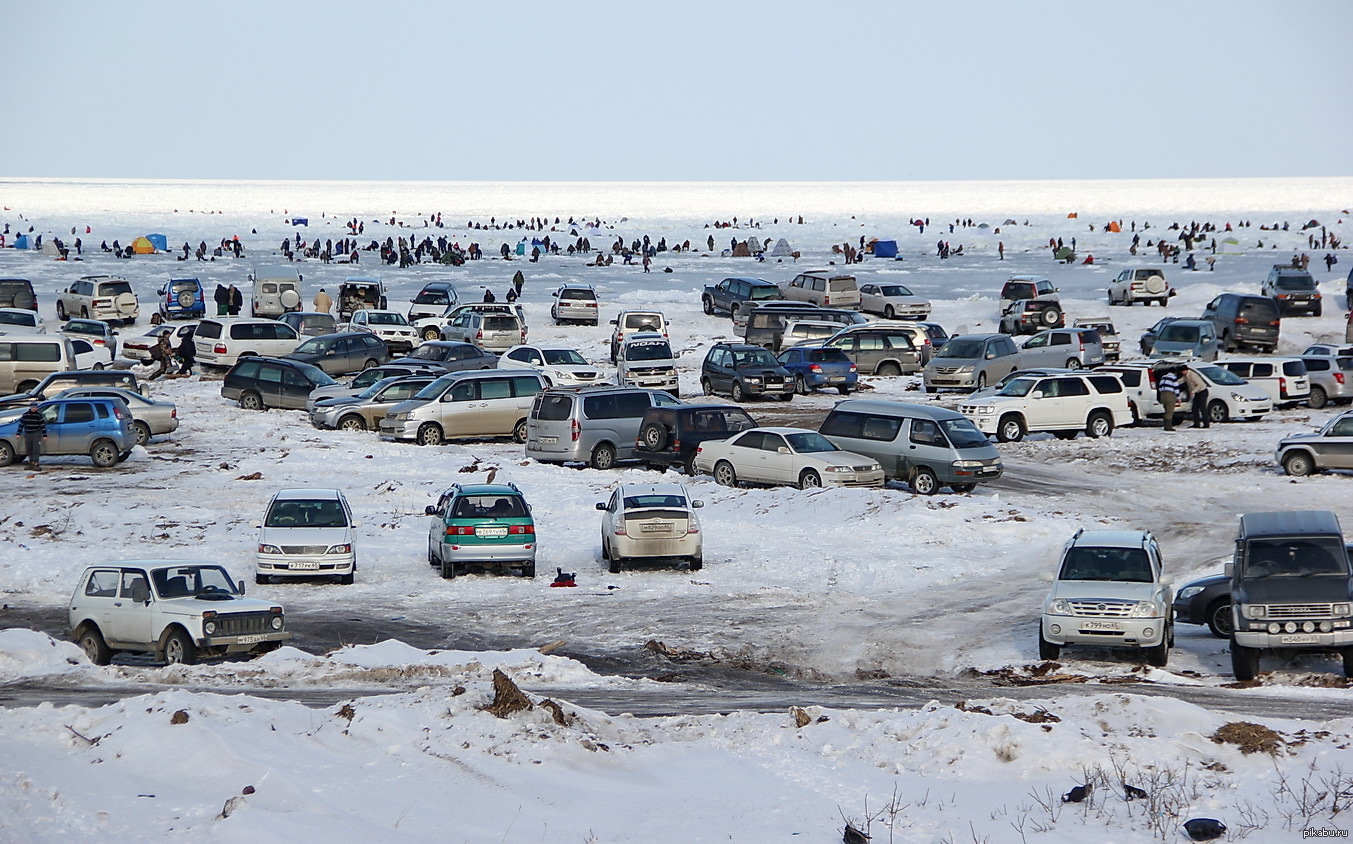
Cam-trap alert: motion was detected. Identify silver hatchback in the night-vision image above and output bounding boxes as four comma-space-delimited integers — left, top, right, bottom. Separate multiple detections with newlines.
526, 386, 682, 469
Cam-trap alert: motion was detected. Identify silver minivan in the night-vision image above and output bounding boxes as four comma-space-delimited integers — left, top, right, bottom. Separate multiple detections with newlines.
616, 333, 679, 396
250, 266, 304, 318
378, 370, 545, 445
526, 386, 682, 469
819, 400, 1003, 494
0, 335, 78, 394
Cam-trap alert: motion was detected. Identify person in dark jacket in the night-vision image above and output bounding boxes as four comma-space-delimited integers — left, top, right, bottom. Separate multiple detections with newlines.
176, 333, 196, 376
18, 401, 47, 470
214, 284, 229, 315
227, 284, 243, 316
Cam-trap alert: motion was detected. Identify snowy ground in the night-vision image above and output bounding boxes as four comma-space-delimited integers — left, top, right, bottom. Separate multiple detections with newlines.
1, 178, 1352, 841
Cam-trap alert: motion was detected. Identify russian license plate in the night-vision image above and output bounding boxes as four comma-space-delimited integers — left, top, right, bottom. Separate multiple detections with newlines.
828, 376, 845, 382
640, 522, 673, 533
289, 561, 320, 570
1083, 620, 1123, 631
539, 436, 558, 444
235, 634, 266, 645
476, 526, 509, 538
1280, 634, 1319, 645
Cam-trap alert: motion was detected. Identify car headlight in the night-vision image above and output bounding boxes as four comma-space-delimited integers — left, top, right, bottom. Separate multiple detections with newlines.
954, 365, 975, 373
1243, 604, 1267, 619
327, 544, 352, 554
203, 621, 217, 635
271, 616, 284, 630
745, 377, 762, 384
389, 412, 411, 421
1177, 585, 1206, 601
952, 460, 985, 468
1127, 601, 1159, 618
1231, 392, 1247, 402
1334, 603, 1352, 617
824, 465, 852, 473
258, 544, 282, 554
1048, 599, 1073, 615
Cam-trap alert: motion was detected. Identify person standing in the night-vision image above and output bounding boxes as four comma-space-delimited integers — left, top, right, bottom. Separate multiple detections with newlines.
313, 287, 333, 314
1158, 366, 1182, 431
18, 401, 46, 470
148, 335, 174, 379
214, 283, 229, 316
227, 284, 243, 316
1183, 365, 1210, 429
512, 270, 524, 298
176, 332, 196, 376
998, 241, 1005, 260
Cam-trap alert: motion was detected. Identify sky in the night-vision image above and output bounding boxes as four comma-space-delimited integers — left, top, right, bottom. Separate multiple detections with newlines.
3, 0, 1350, 182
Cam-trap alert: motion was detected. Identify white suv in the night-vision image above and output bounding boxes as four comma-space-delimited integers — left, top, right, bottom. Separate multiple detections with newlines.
1107, 267, 1172, 306
1216, 357, 1311, 408
255, 488, 359, 585
960, 371, 1132, 442
1039, 529, 1173, 667
56, 275, 139, 324
193, 318, 302, 367
347, 309, 419, 353
550, 284, 600, 325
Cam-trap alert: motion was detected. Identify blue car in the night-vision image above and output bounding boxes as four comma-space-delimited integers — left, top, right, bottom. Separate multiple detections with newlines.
0, 397, 137, 468
159, 277, 206, 320
777, 345, 858, 395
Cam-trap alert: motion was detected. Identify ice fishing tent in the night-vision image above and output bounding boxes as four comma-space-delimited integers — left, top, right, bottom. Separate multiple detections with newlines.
770, 238, 794, 257
291, 218, 309, 227
1002, 219, 1018, 226
131, 236, 156, 254
731, 240, 752, 257
40, 239, 60, 256
1218, 238, 1245, 255
12, 234, 29, 249
146, 233, 169, 251
873, 239, 899, 258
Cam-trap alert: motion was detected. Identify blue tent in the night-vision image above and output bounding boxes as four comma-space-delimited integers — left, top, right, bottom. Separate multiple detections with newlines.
146, 233, 169, 252
873, 239, 898, 258
291, 218, 308, 227
13, 234, 29, 249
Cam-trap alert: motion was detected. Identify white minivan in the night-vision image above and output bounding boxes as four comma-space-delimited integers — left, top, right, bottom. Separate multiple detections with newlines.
0, 335, 78, 394
250, 266, 304, 318
616, 333, 679, 396
193, 318, 303, 367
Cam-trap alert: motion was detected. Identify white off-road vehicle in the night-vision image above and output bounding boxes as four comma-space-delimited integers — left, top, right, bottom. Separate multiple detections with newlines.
959, 371, 1132, 442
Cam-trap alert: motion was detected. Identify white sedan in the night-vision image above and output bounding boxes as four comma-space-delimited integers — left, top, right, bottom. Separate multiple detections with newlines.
693, 426, 884, 490
858, 283, 931, 321
499, 344, 607, 387
596, 483, 703, 573
0, 307, 45, 335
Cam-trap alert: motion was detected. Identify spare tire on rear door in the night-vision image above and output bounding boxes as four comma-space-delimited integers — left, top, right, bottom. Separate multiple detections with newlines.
13, 290, 35, 310
177, 290, 195, 308
1143, 275, 1167, 295
114, 292, 137, 312
280, 289, 301, 309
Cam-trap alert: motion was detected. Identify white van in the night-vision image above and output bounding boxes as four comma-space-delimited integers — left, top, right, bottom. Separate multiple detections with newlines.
193, 318, 303, 368
781, 271, 861, 310
250, 266, 304, 318
0, 335, 78, 394
616, 332, 679, 396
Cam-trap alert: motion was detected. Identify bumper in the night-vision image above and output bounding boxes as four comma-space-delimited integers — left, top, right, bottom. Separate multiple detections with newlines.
1041, 615, 1166, 647
804, 373, 857, 389
926, 373, 978, 390
437, 540, 536, 565
379, 420, 420, 441
1233, 629, 1353, 649
1231, 400, 1272, 419
744, 382, 794, 397
947, 463, 1002, 483
822, 469, 886, 487
612, 533, 700, 559
200, 630, 292, 650
256, 552, 355, 577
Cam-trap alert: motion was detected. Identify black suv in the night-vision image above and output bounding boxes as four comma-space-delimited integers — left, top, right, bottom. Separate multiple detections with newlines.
222, 357, 338, 411
701, 343, 795, 402
0, 277, 37, 311
702, 277, 783, 318
1261, 266, 1322, 316
634, 403, 757, 475
1201, 293, 1281, 352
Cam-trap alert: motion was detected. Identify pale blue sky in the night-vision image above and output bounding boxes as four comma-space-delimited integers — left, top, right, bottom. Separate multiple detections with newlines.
3, 0, 1349, 181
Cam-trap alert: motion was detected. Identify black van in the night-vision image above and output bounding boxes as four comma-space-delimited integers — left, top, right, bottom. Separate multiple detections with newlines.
739, 304, 867, 351
1201, 293, 1281, 353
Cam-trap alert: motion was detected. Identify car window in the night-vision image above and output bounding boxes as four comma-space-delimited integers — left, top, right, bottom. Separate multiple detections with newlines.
63, 402, 95, 424
120, 570, 150, 599
1328, 418, 1353, 437
1088, 376, 1123, 394
452, 495, 527, 519
537, 393, 575, 421
1281, 361, 1306, 376
84, 570, 120, 597
257, 364, 283, 384
446, 380, 476, 402
732, 431, 764, 450
510, 376, 542, 397
910, 419, 943, 445
1024, 334, 1047, 349
613, 392, 653, 418
1053, 377, 1089, 397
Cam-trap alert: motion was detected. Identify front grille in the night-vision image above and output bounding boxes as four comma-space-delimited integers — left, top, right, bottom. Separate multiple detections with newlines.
934, 367, 960, 375
1266, 603, 1335, 619
215, 612, 274, 636
280, 545, 329, 555
1069, 600, 1133, 617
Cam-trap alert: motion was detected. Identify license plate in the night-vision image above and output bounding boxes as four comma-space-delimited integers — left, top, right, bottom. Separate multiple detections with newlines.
640, 523, 673, 533
828, 376, 845, 382
476, 526, 509, 538
539, 436, 557, 444
234, 634, 266, 644
1083, 620, 1123, 631
289, 561, 320, 570
1280, 634, 1319, 645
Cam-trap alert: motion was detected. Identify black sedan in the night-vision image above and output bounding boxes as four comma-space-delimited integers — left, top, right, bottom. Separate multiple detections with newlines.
1172, 574, 1231, 638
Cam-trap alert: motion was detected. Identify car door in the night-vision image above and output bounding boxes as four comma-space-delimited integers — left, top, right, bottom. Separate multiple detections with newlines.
55, 401, 100, 454
905, 417, 949, 477
724, 431, 766, 481
859, 284, 878, 312
708, 348, 732, 394
255, 362, 287, 407
1021, 333, 1051, 367
757, 431, 796, 484
268, 322, 300, 357
104, 568, 154, 645
280, 366, 314, 408
1047, 376, 1090, 427
1313, 415, 1353, 469
439, 377, 480, 437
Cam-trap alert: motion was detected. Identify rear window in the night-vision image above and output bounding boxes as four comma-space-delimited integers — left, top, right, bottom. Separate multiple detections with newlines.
452, 495, 527, 519
828, 278, 856, 292
1239, 298, 1280, 320
96, 280, 133, 297
534, 392, 574, 421
808, 349, 851, 363
195, 321, 223, 340
623, 314, 662, 330
559, 288, 595, 301
483, 316, 518, 330
749, 285, 781, 300
1281, 360, 1308, 376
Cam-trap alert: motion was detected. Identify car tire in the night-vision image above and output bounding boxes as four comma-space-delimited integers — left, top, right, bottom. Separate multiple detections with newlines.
362, 359, 378, 370
132, 421, 152, 446
338, 414, 366, 432
89, 439, 119, 468
975, 373, 986, 390
520, 564, 535, 578
1038, 630, 1060, 660
884, 305, 896, 319
416, 423, 444, 446
512, 418, 528, 444
910, 466, 939, 495
240, 391, 264, 411
255, 573, 272, 585
116, 450, 132, 463
338, 571, 355, 585
1282, 451, 1315, 477
56, 301, 68, 320
162, 628, 198, 665
996, 414, 1025, 443
1052, 430, 1079, 440
1086, 411, 1113, 439
1230, 639, 1259, 681
798, 469, 822, 490
0, 441, 15, 467
714, 460, 738, 487
1145, 636, 1169, 668
702, 297, 714, 315
81, 307, 89, 319
682, 452, 698, 476
795, 375, 809, 395
700, 377, 713, 396
640, 422, 669, 451
1207, 400, 1228, 424
731, 381, 745, 402
609, 554, 622, 575
838, 386, 851, 395
76, 624, 112, 665
440, 558, 457, 579
1065, 358, 1081, 370
421, 326, 440, 341
689, 555, 703, 571
878, 362, 902, 377
590, 442, 617, 471
1343, 647, 1353, 679
1206, 599, 1234, 639
1308, 386, 1328, 409
951, 483, 977, 493
1042, 306, 1061, 326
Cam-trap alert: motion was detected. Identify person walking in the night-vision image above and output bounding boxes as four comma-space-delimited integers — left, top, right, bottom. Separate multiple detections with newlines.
512, 270, 524, 298
176, 332, 196, 376
1184, 365, 1210, 428
227, 284, 243, 316
18, 401, 46, 470
998, 241, 1005, 260
1158, 366, 1182, 431
313, 287, 333, 314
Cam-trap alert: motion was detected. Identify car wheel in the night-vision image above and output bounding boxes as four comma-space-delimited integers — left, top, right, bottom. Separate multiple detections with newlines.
1282, 451, 1315, 477
1106, 289, 1116, 306
702, 297, 714, 315
951, 483, 977, 494
256, 573, 272, 585
1221, 331, 1236, 353
795, 375, 809, 395
640, 422, 669, 451
1207, 400, 1228, 424
878, 362, 901, 377
240, 391, 264, 411
714, 460, 738, 487
798, 469, 822, 490
996, 414, 1025, 443
76, 624, 112, 665
1206, 599, 1234, 639
1038, 630, 1060, 660
93, 362, 104, 370
1144, 637, 1169, 668
910, 466, 939, 495
80, 307, 89, 319
89, 439, 119, 468
1042, 306, 1061, 326
689, 555, 703, 571
1344, 647, 1353, 679
162, 628, 198, 665
731, 381, 745, 402
1308, 386, 1328, 409
838, 386, 851, 395
1086, 411, 1113, 438
338, 414, 367, 432
338, 571, 355, 585
421, 326, 440, 341
132, 420, 152, 446
56, 301, 68, 320
1065, 358, 1081, 370
0, 440, 15, 467
975, 373, 987, 390
512, 418, 528, 444
590, 442, 617, 471
440, 558, 457, 579
884, 305, 896, 319
362, 359, 378, 370
416, 423, 444, 446
520, 563, 535, 578
116, 450, 133, 463
682, 452, 698, 476
1230, 639, 1259, 681
609, 554, 622, 575
700, 377, 713, 396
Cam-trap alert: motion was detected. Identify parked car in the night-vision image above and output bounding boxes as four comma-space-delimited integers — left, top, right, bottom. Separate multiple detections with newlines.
442, 310, 527, 353
285, 332, 390, 376
1298, 356, 1353, 408
527, 385, 681, 469
819, 325, 922, 375
310, 375, 438, 432
378, 370, 545, 445
1215, 357, 1311, 407
250, 266, 304, 319
819, 400, 1002, 494
1261, 265, 1322, 316
550, 284, 600, 325
1108, 361, 1273, 425
0, 307, 45, 334
60, 318, 118, 359
960, 371, 1132, 442
157, 277, 206, 320
702, 277, 782, 318
68, 561, 289, 665
967, 368, 1073, 400
345, 309, 418, 353
499, 344, 606, 387
634, 403, 758, 475
779, 319, 847, 349
0, 277, 37, 311
0, 369, 143, 410
1147, 319, 1221, 361
194, 318, 302, 368
1107, 267, 1172, 306
389, 340, 498, 374
615, 333, 679, 397
1138, 317, 1182, 356
424, 483, 536, 578
337, 277, 387, 321
412, 302, 525, 343
51, 387, 178, 446
0, 335, 78, 395
858, 282, 931, 320
1275, 410, 1353, 477
306, 362, 444, 410
222, 356, 338, 411
701, 343, 795, 402
1201, 293, 1281, 353
1001, 275, 1059, 304
122, 323, 197, 363
609, 310, 669, 362
1000, 298, 1065, 335
780, 271, 861, 310
1038, 528, 1173, 667
1017, 328, 1106, 369
597, 483, 704, 573
883, 321, 950, 364
1172, 573, 1233, 638
1072, 317, 1120, 362
0, 397, 136, 468
255, 488, 359, 584
407, 281, 460, 322
279, 311, 338, 338
776, 345, 857, 395
56, 276, 139, 324
693, 426, 884, 490
69, 338, 109, 371
739, 304, 868, 352
1303, 343, 1353, 357
923, 333, 1022, 393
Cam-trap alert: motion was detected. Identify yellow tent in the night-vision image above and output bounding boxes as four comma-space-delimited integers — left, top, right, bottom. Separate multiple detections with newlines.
131, 236, 155, 254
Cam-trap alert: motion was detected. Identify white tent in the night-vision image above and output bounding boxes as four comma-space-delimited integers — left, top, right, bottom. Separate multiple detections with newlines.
40, 239, 60, 256
1218, 237, 1245, 255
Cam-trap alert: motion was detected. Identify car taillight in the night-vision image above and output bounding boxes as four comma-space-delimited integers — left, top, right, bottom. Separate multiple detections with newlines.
1269, 320, 1280, 327
849, 363, 857, 372
214, 343, 227, 354
1279, 377, 1287, 393
809, 364, 823, 373
686, 524, 699, 535
1234, 317, 1247, 324
171, 408, 178, 418
571, 418, 581, 442
445, 526, 475, 535
475, 329, 483, 340
112, 406, 124, 419
509, 525, 534, 535
1335, 372, 1346, 385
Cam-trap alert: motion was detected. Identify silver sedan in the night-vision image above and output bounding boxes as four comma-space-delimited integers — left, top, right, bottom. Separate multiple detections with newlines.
50, 386, 178, 446
693, 426, 883, 490
311, 375, 438, 432
858, 283, 931, 321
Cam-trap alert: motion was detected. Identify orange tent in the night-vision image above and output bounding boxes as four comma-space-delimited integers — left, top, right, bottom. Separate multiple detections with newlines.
1107, 221, 1121, 233
1066, 212, 1078, 219
131, 236, 155, 254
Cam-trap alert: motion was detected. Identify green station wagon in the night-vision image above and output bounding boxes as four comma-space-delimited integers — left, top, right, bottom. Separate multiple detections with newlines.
425, 483, 536, 579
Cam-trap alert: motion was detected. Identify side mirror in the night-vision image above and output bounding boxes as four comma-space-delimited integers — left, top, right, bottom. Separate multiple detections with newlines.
131, 582, 150, 604
1224, 562, 1234, 578
777, 446, 791, 454
692, 500, 704, 509
595, 502, 607, 511
1032, 390, 1045, 399
609, 319, 617, 325
1039, 571, 1055, 583
351, 520, 362, 528
237, 580, 246, 595
424, 505, 437, 516
251, 520, 262, 529
1160, 574, 1174, 586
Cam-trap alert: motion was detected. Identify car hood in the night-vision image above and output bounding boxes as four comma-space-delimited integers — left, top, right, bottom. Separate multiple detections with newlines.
1235, 574, 1353, 606
1047, 580, 1160, 603
806, 450, 879, 469
736, 367, 791, 377
1216, 382, 1271, 401
258, 525, 353, 545
315, 395, 365, 410
310, 386, 359, 403
385, 398, 431, 415
928, 356, 979, 369
545, 365, 600, 377
159, 594, 281, 614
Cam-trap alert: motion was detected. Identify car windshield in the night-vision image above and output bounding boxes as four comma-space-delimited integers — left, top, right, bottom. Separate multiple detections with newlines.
265, 498, 349, 528
0, 311, 34, 325
414, 290, 451, 305
410, 345, 452, 361
1276, 276, 1315, 290
996, 377, 1038, 397
733, 349, 779, 367
940, 418, 990, 448
1158, 324, 1200, 342
296, 337, 334, 354
938, 338, 985, 359
452, 495, 527, 519
542, 349, 587, 365
1244, 538, 1349, 578
294, 361, 338, 387
626, 341, 672, 361
367, 312, 407, 325
356, 378, 401, 399
623, 494, 688, 510
151, 565, 240, 599
879, 285, 912, 297
785, 432, 839, 453
415, 375, 456, 399
1059, 547, 1153, 583
1195, 365, 1245, 386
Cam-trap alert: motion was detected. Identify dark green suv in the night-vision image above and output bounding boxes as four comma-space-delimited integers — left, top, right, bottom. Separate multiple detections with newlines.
424, 483, 536, 579
700, 343, 795, 402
